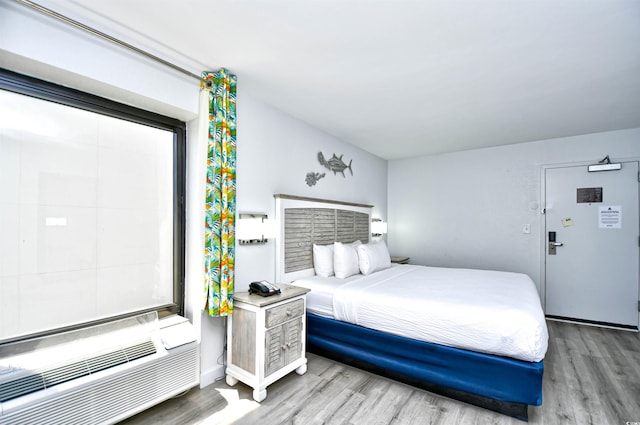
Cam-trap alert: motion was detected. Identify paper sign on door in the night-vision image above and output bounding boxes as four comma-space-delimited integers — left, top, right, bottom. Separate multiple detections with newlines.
599, 206, 621, 229
562, 218, 574, 227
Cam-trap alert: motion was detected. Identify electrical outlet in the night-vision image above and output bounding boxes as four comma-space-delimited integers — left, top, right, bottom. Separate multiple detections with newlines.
523, 224, 531, 234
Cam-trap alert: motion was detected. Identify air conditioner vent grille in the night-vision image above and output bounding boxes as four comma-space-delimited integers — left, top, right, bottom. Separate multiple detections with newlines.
0, 374, 44, 403
42, 360, 90, 388
0, 338, 157, 403
86, 350, 128, 374
124, 339, 157, 361
1, 343, 198, 425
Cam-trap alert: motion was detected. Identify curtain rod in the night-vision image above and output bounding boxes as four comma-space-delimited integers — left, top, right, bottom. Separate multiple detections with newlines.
14, 0, 203, 82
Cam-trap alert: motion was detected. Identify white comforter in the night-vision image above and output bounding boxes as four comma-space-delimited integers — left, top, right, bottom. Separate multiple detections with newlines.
295, 265, 548, 362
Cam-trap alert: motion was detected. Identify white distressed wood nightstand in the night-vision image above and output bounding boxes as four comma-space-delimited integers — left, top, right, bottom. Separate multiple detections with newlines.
390, 256, 410, 264
225, 284, 310, 402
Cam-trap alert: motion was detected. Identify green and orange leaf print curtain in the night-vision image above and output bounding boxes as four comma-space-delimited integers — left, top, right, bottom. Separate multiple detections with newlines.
201, 69, 237, 317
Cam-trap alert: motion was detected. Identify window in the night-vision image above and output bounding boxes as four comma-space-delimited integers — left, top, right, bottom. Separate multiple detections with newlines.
0, 69, 186, 343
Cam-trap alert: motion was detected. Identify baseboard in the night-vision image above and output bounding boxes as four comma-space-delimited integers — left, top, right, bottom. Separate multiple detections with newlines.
200, 364, 225, 388
546, 315, 638, 332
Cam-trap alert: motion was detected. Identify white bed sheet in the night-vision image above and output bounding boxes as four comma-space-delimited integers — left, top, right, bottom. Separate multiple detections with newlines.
294, 264, 548, 362
292, 273, 361, 319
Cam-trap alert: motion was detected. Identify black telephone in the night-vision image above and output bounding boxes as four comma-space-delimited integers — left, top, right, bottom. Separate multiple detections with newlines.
249, 280, 281, 297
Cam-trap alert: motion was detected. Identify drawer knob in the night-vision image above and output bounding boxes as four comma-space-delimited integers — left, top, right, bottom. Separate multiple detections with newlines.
281, 345, 287, 350
286, 310, 292, 316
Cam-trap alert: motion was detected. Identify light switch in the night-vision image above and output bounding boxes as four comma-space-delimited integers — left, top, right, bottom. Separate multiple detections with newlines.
522, 224, 531, 234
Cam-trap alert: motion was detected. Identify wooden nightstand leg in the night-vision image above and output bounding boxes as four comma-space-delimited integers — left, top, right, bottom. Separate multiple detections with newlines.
225, 374, 238, 387
253, 387, 267, 402
295, 363, 307, 375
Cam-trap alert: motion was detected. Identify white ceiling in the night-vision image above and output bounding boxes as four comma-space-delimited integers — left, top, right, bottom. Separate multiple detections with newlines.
31, 0, 640, 160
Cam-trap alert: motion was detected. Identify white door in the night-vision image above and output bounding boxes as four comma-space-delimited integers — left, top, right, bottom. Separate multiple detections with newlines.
545, 161, 639, 328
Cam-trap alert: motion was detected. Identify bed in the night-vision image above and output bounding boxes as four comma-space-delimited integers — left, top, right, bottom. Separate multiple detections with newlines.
274, 194, 548, 421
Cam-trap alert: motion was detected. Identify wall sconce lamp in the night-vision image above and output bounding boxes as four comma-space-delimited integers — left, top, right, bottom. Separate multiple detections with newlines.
236, 213, 273, 245
371, 218, 388, 237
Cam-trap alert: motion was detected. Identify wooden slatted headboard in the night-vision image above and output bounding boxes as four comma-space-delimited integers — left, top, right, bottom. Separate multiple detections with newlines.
275, 194, 372, 282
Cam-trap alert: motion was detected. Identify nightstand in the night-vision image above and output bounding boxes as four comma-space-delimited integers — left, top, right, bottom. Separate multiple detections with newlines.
225, 284, 310, 402
390, 256, 410, 264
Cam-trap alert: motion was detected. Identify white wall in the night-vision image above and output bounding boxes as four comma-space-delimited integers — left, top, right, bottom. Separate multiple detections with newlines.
189, 91, 388, 385
388, 128, 640, 299
1, 0, 387, 388
235, 93, 388, 286
179, 90, 390, 387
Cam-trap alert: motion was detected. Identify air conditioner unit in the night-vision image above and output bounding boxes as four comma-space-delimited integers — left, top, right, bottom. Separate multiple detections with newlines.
0, 312, 199, 425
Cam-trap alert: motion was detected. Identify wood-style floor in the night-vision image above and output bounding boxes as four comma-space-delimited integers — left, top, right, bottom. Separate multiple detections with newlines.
120, 320, 640, 425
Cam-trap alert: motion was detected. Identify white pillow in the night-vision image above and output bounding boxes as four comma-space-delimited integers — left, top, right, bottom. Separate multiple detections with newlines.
357, 241, 392, 275
333, 240, 362, 279
313, 244, 334, 277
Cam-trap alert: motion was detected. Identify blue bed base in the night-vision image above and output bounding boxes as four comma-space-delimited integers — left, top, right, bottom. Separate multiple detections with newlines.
306, 313, 543, 421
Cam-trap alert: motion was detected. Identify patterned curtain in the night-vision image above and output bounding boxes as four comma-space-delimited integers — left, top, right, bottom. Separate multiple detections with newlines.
201, 69, 237, 317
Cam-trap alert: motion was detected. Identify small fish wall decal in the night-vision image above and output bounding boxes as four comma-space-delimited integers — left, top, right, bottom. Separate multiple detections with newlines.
305, 171, 326, 187
318, 152, 353, 177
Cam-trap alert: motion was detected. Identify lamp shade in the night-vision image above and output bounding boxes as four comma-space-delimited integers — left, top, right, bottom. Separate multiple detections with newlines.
371, 219, 387, 236
236, 213, 268, 244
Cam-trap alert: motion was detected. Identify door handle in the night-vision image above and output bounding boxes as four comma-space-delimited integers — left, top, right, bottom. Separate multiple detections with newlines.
548, 239, 563, 255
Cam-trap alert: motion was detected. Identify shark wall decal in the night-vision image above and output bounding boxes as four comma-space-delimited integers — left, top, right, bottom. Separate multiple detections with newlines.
317, 152, 353, 177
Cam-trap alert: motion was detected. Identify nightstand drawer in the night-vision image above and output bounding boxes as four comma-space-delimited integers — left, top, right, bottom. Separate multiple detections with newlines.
265, 298, 304, 328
